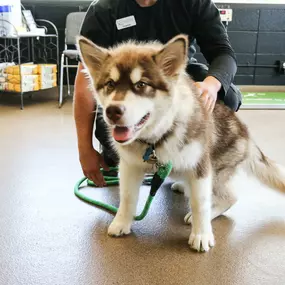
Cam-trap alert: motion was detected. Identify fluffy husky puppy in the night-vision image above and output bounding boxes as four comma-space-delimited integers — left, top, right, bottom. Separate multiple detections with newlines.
77, 35, 285, 252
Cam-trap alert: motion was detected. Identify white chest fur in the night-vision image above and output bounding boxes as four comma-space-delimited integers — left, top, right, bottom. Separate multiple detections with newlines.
156, 140, 203, 171
117, 139, 203, 173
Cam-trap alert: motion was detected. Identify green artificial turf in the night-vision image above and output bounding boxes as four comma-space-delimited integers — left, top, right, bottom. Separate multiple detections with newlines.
242, 92, 285, 105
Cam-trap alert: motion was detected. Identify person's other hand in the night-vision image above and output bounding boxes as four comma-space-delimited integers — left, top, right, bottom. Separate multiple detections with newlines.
79, 148, 109, 187
194, 76, 222, 113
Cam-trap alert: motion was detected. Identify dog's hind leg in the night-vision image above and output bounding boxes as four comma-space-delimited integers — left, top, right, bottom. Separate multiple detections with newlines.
170, 172, 190, 196
211, 168, 239, 220
184, 174, 237, 224
211, 186, 237, 220
184, 186, 237, 224
171, 181, 187, 194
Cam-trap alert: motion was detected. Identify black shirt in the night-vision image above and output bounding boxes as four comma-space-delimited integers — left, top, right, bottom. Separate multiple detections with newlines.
80, 0, 237, 95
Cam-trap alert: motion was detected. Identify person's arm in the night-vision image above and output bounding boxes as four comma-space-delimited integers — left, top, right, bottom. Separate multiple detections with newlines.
74, 63, 109, 187
74, 62, 95, 154
74, 0, 113, 186
190, 0, 237, 111
191, 0, 237, 96
75, 0, 113, 150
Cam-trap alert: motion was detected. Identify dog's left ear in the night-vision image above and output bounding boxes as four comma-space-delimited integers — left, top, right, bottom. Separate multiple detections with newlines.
77, 36, 109, 74
154, 35, 188, 77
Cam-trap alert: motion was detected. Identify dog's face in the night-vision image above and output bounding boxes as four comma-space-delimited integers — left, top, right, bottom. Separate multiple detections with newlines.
78, 35, 188, 145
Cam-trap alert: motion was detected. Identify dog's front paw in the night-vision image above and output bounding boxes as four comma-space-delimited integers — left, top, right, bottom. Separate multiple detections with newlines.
188, 232, 215, 252
108, 219, 131, 237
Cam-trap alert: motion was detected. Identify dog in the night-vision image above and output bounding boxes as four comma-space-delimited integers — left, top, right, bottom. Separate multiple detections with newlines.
77, 34, 285, 252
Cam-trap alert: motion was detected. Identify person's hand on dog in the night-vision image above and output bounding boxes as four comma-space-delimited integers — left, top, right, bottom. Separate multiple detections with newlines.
79, 148, 109, 187
194, 76, 221, 113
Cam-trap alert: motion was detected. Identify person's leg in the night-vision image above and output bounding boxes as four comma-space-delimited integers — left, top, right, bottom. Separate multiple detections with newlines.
223, 84, 242, 112
95, 106, 120, 167
186, 62, 242, 112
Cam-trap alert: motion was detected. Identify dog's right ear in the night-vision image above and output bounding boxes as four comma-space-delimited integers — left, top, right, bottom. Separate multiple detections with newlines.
77, 36, 109, 73
154, 35, 188, 77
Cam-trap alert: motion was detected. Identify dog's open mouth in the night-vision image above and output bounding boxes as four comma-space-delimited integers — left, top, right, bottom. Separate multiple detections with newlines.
112, 113, 150, 143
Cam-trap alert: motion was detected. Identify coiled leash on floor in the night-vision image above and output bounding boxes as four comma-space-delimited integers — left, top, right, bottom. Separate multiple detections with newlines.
74, 145, 173, 221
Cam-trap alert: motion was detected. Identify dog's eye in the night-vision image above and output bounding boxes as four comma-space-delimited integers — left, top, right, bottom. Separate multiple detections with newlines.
106, 80, 115, 90
135, 81, 147, 89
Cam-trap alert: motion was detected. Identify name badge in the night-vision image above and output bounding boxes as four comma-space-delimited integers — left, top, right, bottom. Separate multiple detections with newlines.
116, 16, 136, 30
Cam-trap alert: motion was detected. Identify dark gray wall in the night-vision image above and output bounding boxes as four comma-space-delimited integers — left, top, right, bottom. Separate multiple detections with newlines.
22, 1, 285, 86
196, 3, 285, 85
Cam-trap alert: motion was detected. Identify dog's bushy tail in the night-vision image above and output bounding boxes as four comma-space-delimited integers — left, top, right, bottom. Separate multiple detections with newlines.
246, 142, 285, 193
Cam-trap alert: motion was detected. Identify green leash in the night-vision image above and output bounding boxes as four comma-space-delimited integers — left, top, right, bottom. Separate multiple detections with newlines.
85, 167, 153, 187
74, 162, 173, 221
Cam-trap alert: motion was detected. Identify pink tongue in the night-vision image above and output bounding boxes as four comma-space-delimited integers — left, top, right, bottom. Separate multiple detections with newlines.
112, 126, 133, 142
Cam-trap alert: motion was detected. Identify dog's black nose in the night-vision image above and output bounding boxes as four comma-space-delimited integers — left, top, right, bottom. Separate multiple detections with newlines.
106, 105, 125, 122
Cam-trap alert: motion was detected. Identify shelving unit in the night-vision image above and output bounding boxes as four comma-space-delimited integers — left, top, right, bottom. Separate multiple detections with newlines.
0, 19, 59, 109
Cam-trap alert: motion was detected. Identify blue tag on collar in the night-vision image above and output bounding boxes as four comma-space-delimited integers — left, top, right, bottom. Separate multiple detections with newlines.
143, 146, 154, 162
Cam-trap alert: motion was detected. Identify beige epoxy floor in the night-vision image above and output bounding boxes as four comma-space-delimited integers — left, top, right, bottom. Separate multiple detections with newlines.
1, 92, 285, 285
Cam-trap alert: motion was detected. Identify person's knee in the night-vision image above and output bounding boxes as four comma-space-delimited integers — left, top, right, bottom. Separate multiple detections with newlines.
95, 107, 108, 142
223, 84, 242, 112
95, 107, 120, 166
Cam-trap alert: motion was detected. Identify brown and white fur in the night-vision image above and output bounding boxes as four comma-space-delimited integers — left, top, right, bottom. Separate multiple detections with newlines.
77, 35, 285, 252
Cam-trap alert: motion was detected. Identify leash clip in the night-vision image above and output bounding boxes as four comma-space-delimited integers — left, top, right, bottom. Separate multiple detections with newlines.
143, 145, 158, 164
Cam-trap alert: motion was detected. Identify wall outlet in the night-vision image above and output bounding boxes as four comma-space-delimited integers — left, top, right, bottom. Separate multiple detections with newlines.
218, 8, 233, 22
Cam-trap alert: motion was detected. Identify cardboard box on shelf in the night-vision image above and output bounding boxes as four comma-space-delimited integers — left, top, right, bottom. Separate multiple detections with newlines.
39, 73, 57, 82
0, 62, 15, 74
5, 64, 38, 75
38, 64, 57, 75
4, 64, 57, 75
7, 74, 39, 84
7, 82, 40, 93
0, 82, 8, 91
2, 63, 57, 92
40, 80, 57, 90
0, 76, 6, 83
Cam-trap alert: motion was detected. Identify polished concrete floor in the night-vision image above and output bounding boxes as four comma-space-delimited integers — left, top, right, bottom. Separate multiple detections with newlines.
1, 92, 285, 285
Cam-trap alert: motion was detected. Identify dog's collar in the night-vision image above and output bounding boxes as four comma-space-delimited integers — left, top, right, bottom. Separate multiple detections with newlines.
139, 126, 176, 165
136, 123, 176, 149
